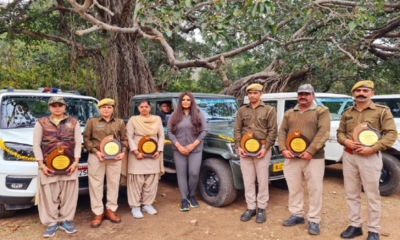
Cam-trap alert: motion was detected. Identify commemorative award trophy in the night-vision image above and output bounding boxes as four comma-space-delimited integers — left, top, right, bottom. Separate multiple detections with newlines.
353, 121, 381, 147
138, 135, 158, 158
240, 132, 263, 157
285, 130, 310, 157
99, 135, 122, 160
46, 147, 73, 175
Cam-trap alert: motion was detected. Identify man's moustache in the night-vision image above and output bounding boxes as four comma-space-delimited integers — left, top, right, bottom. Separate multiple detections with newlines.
300, 98, 307, 101
356, 95, 367, 99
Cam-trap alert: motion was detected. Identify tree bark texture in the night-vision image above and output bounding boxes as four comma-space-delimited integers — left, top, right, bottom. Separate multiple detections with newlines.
93, 33, 154, 117
92, 1, 154, 117
219, 60, 309, 104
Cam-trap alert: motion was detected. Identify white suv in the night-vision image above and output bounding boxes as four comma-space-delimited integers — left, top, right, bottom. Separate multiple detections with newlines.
244, 92, 400, 195
0, 87, 98, 218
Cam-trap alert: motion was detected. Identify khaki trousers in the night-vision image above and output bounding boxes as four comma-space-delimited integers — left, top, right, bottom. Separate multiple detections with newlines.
127, 174, 159, 208
342, 151, 382, 233
88, 153, 122, 215
284, 158, 325, 223
240, 149, 271, 209
37, 171, 78, 226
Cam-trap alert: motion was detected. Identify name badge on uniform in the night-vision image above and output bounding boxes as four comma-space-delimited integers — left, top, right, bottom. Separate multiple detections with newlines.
96, 125, 105, 128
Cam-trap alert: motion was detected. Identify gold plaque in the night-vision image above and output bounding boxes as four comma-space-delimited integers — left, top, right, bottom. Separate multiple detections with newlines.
353, 122, 381, 147
286, 130, 310, 157
138, 135, 158, 158
100, 135, 122, 160
240, 132, 263, 157
46, 148, 73, 175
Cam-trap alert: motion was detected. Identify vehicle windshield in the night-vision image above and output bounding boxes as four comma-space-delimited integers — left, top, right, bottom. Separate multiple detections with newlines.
0, 96, 99, 129
174, 98, 238, 121
372, 98, 400, 118
315, 97, 354, 120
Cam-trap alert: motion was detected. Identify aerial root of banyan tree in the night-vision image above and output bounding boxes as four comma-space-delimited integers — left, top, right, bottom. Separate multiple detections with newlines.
220, 67, 309, 104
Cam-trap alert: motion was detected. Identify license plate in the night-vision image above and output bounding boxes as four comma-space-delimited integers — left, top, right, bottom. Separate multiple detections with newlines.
273, 162, 284, 172
78, 166, 88, 177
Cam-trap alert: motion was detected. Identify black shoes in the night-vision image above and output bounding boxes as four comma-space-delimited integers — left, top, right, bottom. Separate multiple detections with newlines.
180, 199, 189, 212
340, 226, 363, 239
367, 232, 379, 240
240, 209, 256, 222
308, 221, 320, 235
282, 215, 305, 226
255, 208, 266, 223
187, 195, 199, 208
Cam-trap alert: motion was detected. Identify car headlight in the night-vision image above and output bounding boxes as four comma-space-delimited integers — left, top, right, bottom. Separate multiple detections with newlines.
3, 142, 35, 161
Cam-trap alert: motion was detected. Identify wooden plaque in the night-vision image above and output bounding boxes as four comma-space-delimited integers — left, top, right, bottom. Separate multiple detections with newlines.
46, 148, 73, 175
353, 122, 381, 147
138, 135, 158, 158
285, 130, 310, 157
240, 132, 262, 157
100, 135, 122, 160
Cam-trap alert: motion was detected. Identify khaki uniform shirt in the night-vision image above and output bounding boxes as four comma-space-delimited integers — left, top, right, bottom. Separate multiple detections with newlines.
83, 116, 128, 154
234, 101, 277, 150
337, 101, 397, 152
278, 102, 330, 159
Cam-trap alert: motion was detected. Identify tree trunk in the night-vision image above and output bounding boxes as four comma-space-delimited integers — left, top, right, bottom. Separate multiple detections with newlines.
93, 34, 154, 118
91, 1, 155, 118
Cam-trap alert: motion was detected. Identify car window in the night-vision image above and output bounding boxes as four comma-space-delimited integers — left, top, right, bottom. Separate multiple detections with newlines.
284, 100, 297, 112
315, 98, 353, 120
263, 101, 277, 111
156, 100, 173, 126
373, 99, 400, 118
172, 98, 238, 122
0, 96, 99, 129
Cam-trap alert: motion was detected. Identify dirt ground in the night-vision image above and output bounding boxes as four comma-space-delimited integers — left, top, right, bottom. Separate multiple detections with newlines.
1, 164, 399, 240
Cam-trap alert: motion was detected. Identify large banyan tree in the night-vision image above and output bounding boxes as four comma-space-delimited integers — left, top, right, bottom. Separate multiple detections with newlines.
1, 0, 400, 114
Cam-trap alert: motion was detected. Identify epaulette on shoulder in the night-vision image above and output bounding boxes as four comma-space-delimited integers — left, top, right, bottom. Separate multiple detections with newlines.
240, 103, 248, 107
317, 105, 329, 111
375, 104, 390, 110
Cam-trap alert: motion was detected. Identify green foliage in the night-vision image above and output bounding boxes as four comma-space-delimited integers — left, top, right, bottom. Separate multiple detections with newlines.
1, 0, 400, 97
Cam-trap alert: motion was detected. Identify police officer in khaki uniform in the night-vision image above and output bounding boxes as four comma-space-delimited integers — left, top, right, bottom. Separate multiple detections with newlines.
337, 81, 397, 240
83, 98, 128, 228
234, 83, 277, 223
278, 84, 330, 235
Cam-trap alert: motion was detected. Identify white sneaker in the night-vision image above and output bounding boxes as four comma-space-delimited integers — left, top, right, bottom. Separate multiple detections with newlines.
131, 207, 144, 218
142, 204, 157, 215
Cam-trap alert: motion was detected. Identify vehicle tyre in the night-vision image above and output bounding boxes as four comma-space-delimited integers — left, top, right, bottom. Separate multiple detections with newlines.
271, 178, 288, 190
379, 153, 400, 196
0, 203, 16, 219
198, 158, 237, 207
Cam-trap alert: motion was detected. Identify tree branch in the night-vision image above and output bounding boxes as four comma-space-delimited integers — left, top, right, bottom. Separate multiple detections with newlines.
330, 38, 363, 68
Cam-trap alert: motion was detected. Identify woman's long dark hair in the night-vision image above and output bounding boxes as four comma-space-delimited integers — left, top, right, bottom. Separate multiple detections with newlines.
170, 92, 203, 135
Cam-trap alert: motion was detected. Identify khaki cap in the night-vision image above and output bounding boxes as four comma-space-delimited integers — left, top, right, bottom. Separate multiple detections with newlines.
97, 98, 115, 108
246, 83, 263, 92
351, 80, 374, 92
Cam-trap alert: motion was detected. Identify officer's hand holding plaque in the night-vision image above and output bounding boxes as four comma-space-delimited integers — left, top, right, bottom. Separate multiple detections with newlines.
285, 130, 310, 157
353, 122, 381, 147
138, 135, 158, 158
240, 132, 263, 157
99, 135, 122, 160
47, 148, 73, 175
